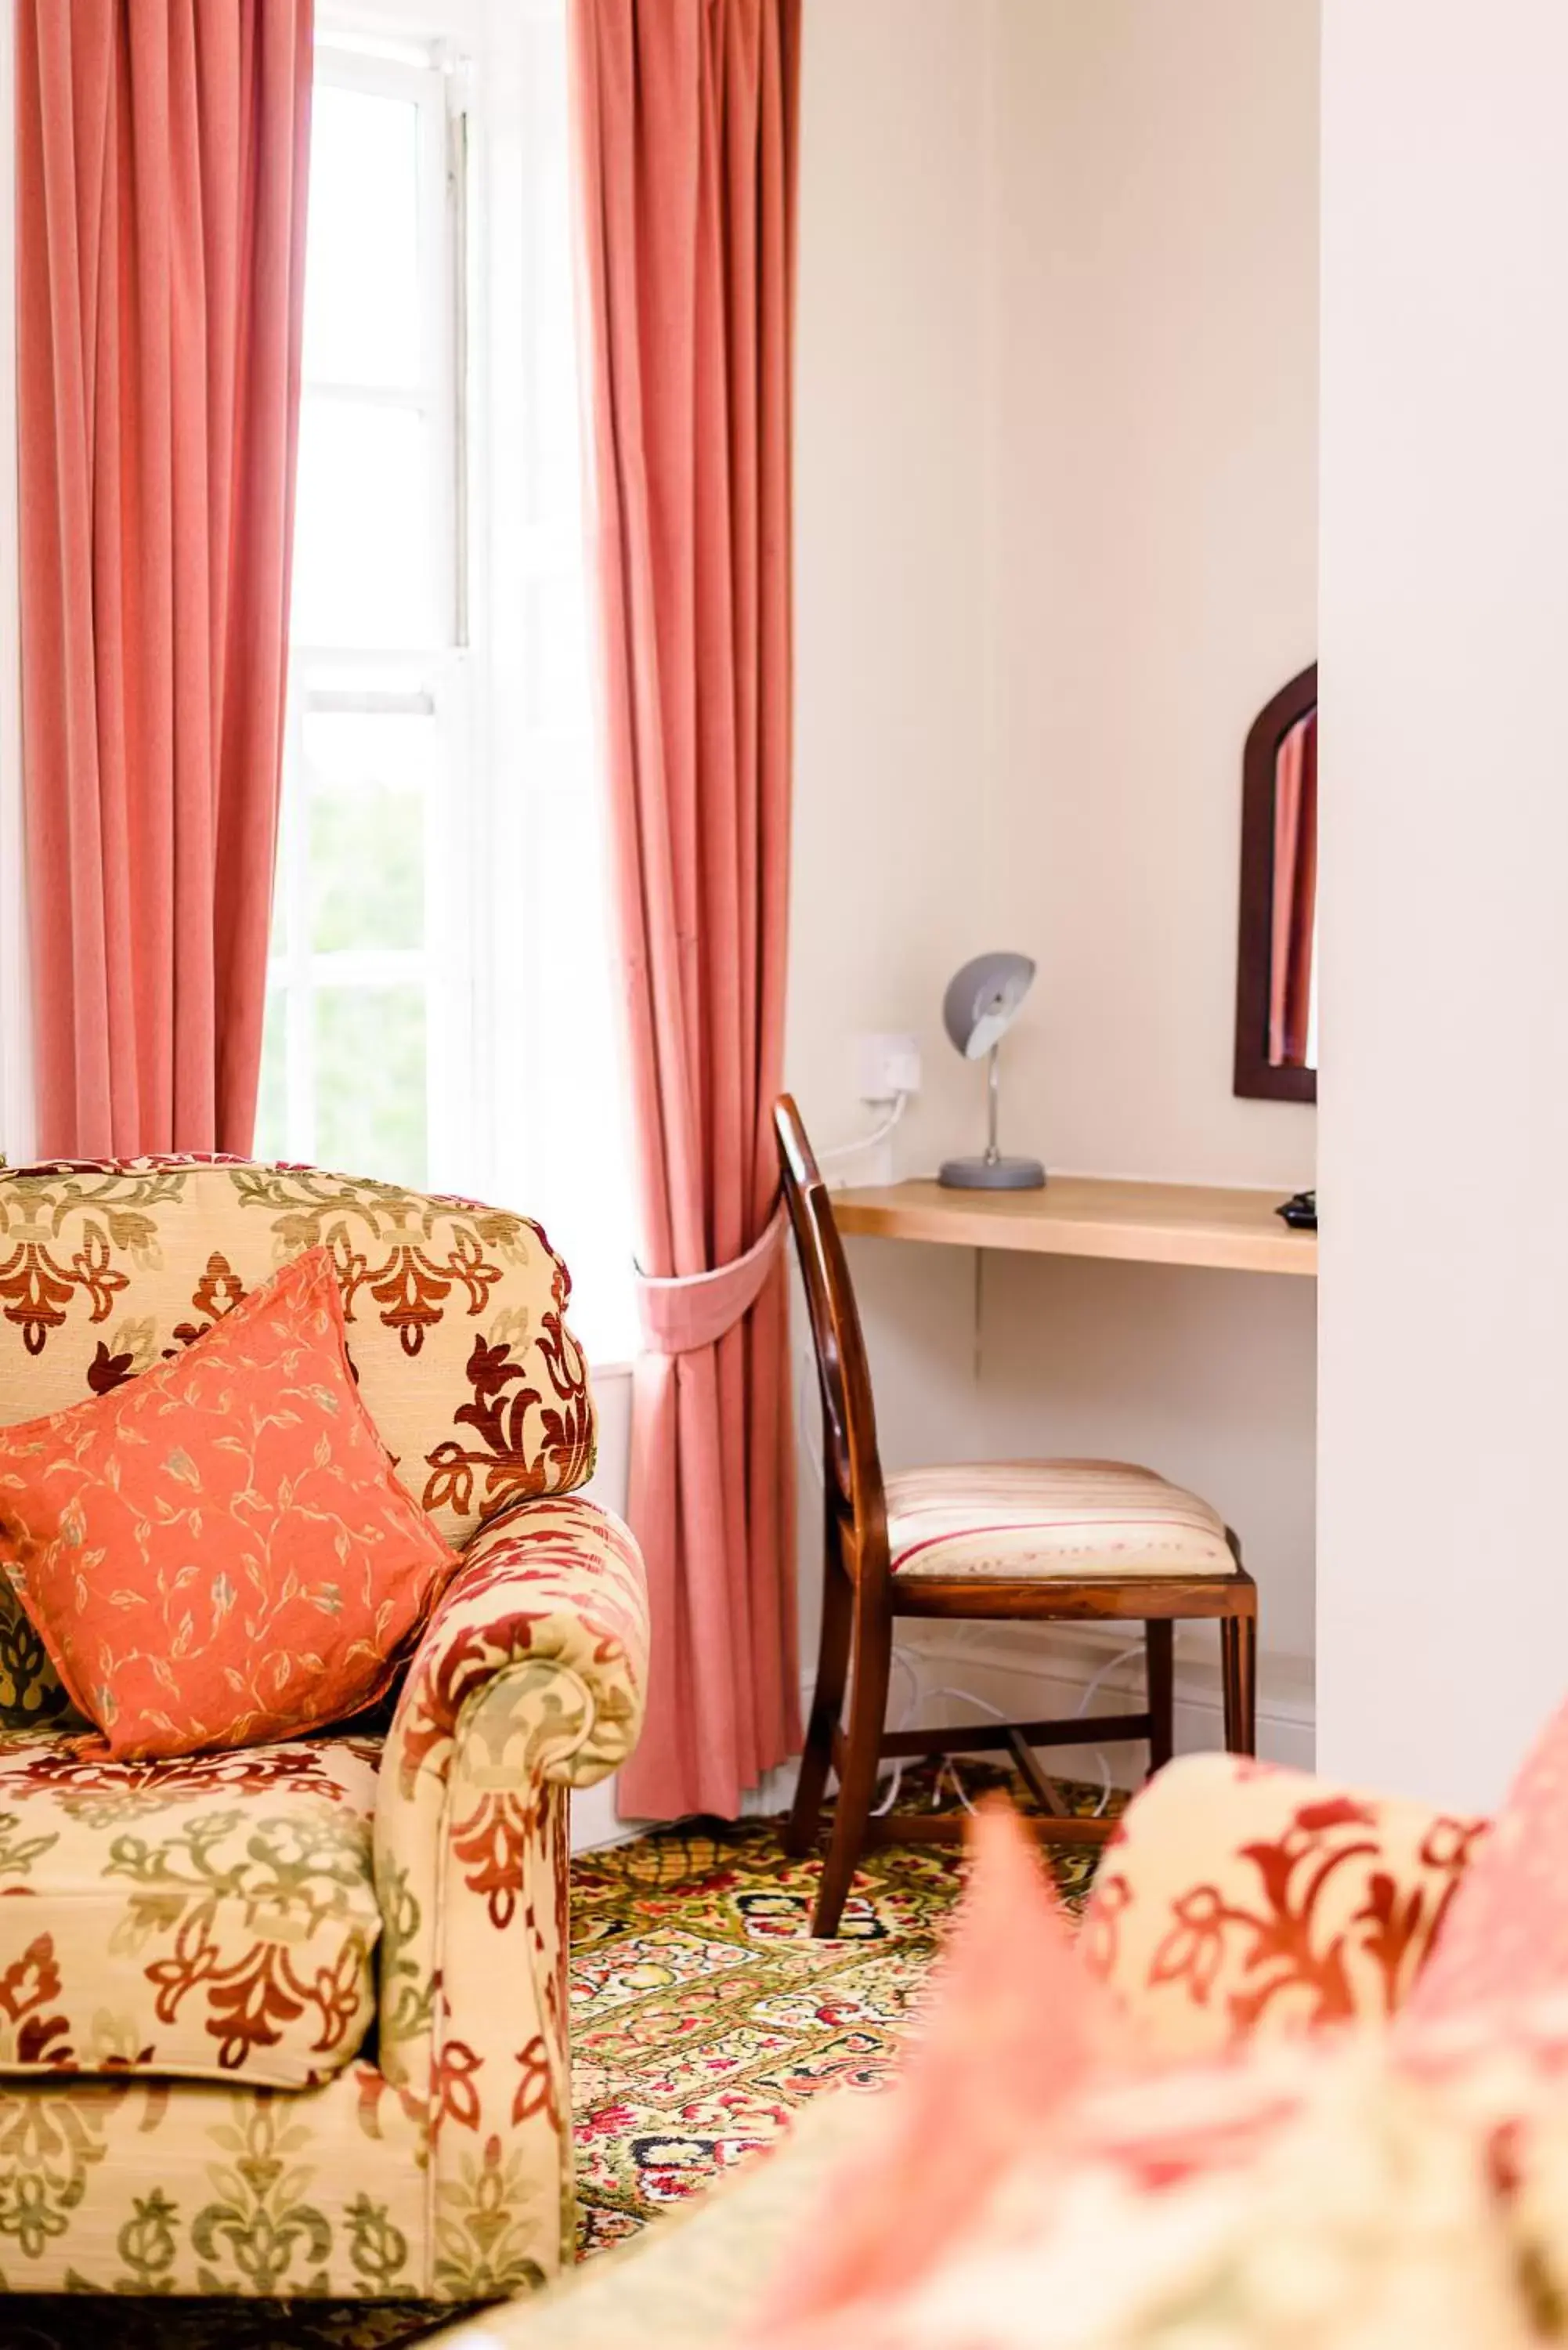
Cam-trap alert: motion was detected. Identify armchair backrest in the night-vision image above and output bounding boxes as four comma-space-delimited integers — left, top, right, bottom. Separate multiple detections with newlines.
0, 1152, 595, 1568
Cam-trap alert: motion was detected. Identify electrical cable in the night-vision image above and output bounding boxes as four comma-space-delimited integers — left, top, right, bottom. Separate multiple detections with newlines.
1071, 1640, 1147, 1813
871, 1647, 922, 1816
817, 1090, 909, 1169
914, 1682, 1008, 1817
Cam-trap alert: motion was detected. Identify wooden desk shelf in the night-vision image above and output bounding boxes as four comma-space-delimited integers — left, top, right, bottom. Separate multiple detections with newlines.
831, 1176, 1317, 1278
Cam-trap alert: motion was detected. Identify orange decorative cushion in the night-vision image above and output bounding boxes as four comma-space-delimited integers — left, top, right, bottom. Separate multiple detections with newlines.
0, 1248, 458, 1760
755, 1801, 1129, 2339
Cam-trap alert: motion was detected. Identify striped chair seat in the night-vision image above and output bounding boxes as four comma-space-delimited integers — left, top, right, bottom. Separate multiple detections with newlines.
885, 1459, 1234, 1579
776, 1094, 1256, 1935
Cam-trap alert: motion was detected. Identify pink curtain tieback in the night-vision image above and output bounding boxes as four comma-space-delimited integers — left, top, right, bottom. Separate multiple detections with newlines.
570, 0, 802, 1817
635, 1205, 787, 1357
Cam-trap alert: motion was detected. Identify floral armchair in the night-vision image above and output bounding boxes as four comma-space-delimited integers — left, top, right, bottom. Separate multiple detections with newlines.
444, 1752, 1505, 2349
0, 1156, 649, 2303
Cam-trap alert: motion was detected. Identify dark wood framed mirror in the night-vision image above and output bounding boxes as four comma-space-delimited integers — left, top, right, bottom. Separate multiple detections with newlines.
1234, 663, 1317, 1104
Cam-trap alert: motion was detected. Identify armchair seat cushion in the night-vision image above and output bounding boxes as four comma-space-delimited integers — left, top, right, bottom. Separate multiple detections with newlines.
886, 1460, 1234, 1579
0, 1728, 381, 2088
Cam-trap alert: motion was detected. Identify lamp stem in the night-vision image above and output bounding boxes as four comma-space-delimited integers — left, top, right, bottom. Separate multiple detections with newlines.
985, 1043, 1000, 1164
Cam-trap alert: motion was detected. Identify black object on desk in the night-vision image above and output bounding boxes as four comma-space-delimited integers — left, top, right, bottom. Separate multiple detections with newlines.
1275, 1188, 1317, 1231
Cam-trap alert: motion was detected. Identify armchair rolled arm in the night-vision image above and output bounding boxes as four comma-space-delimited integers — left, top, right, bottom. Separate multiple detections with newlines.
371, 1493, 648, 2297
1079, 1752, 1487, 2062
385, 1492, 649, 1804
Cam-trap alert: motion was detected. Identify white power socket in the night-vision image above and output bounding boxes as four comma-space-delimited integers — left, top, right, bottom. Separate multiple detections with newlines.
857, 1032, 922, 1102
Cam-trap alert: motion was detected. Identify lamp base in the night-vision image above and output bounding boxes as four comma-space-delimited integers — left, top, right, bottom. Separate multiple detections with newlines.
938, 1155, 1047, 1191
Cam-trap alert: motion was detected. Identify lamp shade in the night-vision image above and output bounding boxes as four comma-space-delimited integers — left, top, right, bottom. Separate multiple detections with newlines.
941, 953, 1037, 1061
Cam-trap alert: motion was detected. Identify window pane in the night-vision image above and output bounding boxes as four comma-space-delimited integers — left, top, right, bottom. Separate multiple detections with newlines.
304, 85, 422, 389
313, 986, 428, 1188
303, 710, 432, 953
291, 401, 436, 649
255, 990, 289, 1161
526, 108, 582, 533
268, 834, 291, 958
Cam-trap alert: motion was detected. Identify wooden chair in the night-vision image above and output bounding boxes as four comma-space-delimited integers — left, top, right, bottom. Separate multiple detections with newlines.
775, 1094, 1258, 1936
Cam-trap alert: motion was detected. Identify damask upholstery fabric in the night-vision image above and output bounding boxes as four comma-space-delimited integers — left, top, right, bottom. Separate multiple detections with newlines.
460, 1811, 1562, 2350
0, 1249, 457, 1759
748, 1797, 1508, 2345
0, 1730, 380, 2089
0, 1159, 598, 1727
0, 1491, 648, 2298
0, 1159, 649, 2303
885, 1461, 1234, 1580
737, 2032, 1545, 2350
435, 2095, 885, 2350
471, 2024, 1568, 2350
1398, 1691, 1568, 2030
1079, 1752, 1487, 2059
377, 1493, 651, 2286
0, 2052, 429, 2296
447, 1736, 1568, 2350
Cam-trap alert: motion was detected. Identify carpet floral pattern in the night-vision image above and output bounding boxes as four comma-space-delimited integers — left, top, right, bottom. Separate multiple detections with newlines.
569, 1766, 1105, 2252
2, 1765, 1107, 2348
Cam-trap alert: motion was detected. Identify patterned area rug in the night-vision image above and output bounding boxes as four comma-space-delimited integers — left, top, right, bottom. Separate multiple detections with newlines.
569, 1764, 1107, 2252
2, 1764, 1109, 2348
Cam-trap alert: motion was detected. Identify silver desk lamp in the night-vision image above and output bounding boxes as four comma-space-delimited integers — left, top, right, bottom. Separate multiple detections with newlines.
938, 952, 1046, 1191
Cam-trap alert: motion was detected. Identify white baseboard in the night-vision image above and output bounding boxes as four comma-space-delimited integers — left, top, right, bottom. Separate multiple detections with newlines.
887, 1619, 1314, 1783
575, 1624, 1315, 1849
740, 1622, 1313, 1820
568, 1777, 645, 1855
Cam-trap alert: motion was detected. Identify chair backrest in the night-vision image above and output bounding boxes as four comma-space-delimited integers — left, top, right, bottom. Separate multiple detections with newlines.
772, 1097, 889, 1576
0, 1156, 597, 1547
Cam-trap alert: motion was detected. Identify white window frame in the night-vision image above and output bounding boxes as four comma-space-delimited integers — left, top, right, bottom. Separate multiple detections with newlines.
266, 27, 480, 1192
269, 0, 638, 1361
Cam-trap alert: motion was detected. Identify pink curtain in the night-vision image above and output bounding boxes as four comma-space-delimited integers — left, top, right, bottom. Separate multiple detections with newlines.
1268, 709, 1318, 1068
16, 0, 313, 1159
568, 0, 801, 1820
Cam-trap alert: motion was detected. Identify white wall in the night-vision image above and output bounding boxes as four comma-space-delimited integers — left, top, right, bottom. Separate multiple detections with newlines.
790, 0, 992, 1172
1317, 0, 1568, 1810
988, 0, 1319, 1190
787, 0, 1320, 1762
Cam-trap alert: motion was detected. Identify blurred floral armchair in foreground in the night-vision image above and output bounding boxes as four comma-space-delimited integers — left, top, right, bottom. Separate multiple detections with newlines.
459, 1707, 1568, 2350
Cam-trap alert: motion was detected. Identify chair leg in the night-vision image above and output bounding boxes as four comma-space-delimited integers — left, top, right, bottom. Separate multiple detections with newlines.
1145, 1619, 1174, 1775
1220, 1611, 1258, 1756
784, 1543, 853, 1860
810, 1601, 893, 1937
